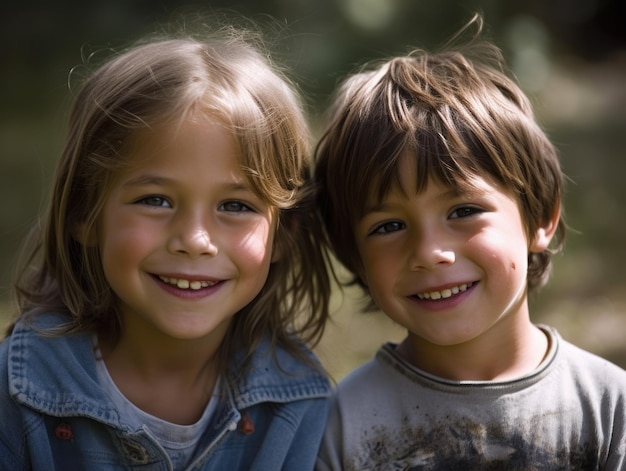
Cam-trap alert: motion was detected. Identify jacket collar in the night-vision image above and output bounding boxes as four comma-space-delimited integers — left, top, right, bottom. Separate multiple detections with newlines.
8, 312, 330, 425
229, 334, 330, 410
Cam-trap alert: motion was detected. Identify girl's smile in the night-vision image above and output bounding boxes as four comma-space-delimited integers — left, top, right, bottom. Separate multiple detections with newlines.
154, 274, 223, 299
157, 275, 220, 290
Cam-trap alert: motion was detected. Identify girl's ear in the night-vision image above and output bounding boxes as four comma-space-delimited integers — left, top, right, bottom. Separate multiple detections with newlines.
270, 240, 282, 263
530, 203, 561, 253
270, 219, 287, 263
74, 222, 98, 247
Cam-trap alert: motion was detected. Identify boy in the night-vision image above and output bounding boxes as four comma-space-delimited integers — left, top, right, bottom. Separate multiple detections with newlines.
314, 15, 626, 470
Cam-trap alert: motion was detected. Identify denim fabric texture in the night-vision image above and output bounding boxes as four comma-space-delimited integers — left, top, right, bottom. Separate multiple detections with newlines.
0, 312, 331, 470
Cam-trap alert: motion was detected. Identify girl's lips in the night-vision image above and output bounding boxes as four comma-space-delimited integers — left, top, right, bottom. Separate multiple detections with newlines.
413, 281, 476, 300
157, 275, 219, 291
152, 274, 225, 299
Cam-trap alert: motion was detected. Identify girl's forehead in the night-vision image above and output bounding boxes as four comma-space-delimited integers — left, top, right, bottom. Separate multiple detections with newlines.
124, 113, 234, 158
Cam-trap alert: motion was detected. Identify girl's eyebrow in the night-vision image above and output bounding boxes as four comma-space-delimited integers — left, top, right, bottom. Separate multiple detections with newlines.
121, 174, 251, 192
121, 174, 171, 187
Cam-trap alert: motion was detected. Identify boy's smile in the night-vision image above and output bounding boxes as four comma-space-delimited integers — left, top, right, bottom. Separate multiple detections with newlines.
95, 113, 276, 344
412, 281, 474, 299
356, 153, 554, 364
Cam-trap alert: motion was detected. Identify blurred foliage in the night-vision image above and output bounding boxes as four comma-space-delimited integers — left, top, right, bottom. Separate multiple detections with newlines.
1, 0, 625, 369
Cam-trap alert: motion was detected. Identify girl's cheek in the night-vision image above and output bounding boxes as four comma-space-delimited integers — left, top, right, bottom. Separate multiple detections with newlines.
234, 225, 274, 263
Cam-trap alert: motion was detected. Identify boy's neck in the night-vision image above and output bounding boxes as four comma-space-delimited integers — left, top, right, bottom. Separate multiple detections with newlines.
396, 323, 549, 382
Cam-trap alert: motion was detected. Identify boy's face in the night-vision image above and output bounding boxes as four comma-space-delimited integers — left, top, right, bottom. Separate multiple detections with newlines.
355, 154, 553, 348
95, 114, 276, 344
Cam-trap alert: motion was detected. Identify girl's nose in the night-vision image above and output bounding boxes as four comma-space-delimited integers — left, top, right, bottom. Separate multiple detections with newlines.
168, 215, 218, 258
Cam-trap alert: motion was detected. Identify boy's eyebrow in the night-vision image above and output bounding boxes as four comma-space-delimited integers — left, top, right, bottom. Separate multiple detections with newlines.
361, 200, 396, 216
361, 188, 463, 215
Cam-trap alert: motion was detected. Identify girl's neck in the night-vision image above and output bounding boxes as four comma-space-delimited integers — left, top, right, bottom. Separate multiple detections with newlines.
98, 329, 224, 425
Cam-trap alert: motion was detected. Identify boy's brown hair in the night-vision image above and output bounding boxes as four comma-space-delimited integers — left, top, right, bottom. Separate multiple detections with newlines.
315, 14, 565, 301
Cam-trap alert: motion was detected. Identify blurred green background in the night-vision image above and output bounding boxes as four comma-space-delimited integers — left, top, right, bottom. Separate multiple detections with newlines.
1, 0, 625, 380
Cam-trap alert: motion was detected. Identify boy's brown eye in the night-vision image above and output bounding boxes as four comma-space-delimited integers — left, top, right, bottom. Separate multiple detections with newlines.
372, 221, 404, 235
450, 206, 481, 219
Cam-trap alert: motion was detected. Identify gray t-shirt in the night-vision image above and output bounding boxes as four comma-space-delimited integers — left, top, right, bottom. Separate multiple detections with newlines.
317, 326, 626, 470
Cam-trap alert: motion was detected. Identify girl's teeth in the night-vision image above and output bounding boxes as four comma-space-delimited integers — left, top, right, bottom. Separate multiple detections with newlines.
417, 283, 472, 300
158, 276, 215, 290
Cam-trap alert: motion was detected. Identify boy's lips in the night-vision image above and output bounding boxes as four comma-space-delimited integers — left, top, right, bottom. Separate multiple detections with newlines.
413, 281, 476, 300
157, 275, 220, 290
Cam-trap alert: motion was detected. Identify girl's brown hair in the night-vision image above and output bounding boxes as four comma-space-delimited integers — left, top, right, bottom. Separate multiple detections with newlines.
315, 14, 565, 301
10, 26, 331, 374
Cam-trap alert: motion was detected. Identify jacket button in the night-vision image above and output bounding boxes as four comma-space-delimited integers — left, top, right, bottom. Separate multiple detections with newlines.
238, 412, 255, 435
55, 422, 73, 441
122, 440, 149, 464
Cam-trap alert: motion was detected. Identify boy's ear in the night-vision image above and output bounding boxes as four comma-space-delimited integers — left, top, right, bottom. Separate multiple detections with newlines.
73, 222, 98, 247
529, 203, 561, 253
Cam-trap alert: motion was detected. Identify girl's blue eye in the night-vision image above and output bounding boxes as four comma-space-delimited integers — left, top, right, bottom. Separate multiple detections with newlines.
138, 196, 171, 208
450, 206, 481, 219
372, 221, 405, 234
219, 201, 253, 212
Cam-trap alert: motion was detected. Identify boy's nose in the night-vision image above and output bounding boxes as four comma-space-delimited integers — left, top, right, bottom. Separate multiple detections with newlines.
409, 230, 455, 270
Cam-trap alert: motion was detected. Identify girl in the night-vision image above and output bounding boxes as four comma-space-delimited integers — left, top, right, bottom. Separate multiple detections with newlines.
0, 26, 331, 470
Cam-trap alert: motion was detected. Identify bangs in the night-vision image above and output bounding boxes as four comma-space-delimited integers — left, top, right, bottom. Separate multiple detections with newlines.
355, 122, 484, 220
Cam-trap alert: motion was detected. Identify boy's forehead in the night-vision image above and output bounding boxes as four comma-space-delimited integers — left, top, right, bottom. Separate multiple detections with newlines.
351, 147, 514, 222
359, 163, 496, 215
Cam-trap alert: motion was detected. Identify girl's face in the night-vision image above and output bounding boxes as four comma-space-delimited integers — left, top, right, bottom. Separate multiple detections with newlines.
96, 114, 276, 344
355, 153, 555, 352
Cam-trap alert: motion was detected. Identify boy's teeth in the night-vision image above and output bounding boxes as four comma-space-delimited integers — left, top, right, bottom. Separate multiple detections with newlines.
158, 276, 216, 290
417, 282, 472, 300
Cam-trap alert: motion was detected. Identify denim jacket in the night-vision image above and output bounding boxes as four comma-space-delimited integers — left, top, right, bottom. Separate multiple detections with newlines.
0, 312, 331, 470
